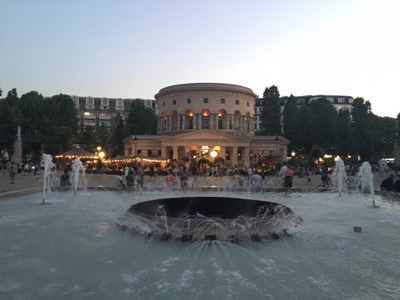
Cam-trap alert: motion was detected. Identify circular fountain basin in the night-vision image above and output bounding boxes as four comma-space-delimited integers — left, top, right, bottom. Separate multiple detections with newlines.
118, 196, 301, 242
1, 189, 400, 299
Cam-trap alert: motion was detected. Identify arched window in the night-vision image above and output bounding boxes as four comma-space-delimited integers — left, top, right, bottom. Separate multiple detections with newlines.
186, 109, 194, 129
218, 109, 227, 129
201, 109, 210, 129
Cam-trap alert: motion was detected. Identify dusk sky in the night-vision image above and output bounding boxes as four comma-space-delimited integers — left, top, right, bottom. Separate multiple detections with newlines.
1, 0, 399, 118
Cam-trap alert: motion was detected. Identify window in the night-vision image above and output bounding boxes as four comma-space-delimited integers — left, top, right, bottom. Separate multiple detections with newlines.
236, 100, 240, 105
187, 98, 191, 104
218, 117, 223, 129
247, 102, 249, 107
203, 98, 208, 104
202, 117, 209, 129
163, 102, 165, 107
221, 98, 225, 104
173, 100, 176, 105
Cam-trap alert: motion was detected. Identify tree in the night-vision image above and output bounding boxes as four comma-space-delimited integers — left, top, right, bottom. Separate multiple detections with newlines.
369, 115, 396, 159
78, 125, 97, 151
397, 113, 400, 145
97, 123, 110, 148
125, 100, 157, 136
41, 94, 78, 154
0, 88, 21, 157
282, 95, 300, 151
336, 109, 351, 156
298, 105, 316, 155
109, 112, 125, 157
307, 98, 338, 154
19, 91, 45, 161
350, 98, 374, 161
260, 85, 282, 135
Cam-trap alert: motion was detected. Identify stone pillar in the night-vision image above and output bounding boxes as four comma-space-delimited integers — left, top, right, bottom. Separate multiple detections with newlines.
12, 126, 22, 163
220, 147, 226, 163
182, 115, 185, 130
244, 147, 250, 167
168, 116, 171, 131
161, 147, 167, 159
193, 114, 197, 129
173, 147, 178, 160
232, 147, 238, 166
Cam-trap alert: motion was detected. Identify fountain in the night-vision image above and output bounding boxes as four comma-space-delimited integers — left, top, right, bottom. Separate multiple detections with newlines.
357, 161, 375, 195
118, 196, 301, 242
41, 153, 56, 204
1, 168, 399, 299
332, 157, 346, 196
70, 158, 86, 194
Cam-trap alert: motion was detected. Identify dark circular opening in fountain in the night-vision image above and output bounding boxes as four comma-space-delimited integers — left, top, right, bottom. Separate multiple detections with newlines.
129, 196, 293, 219
119, 196, 301, 242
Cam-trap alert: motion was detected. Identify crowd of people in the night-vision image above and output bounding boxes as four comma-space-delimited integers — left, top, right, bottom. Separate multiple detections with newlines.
380, 173, 400, 192
2, 156, 400, 194
64, 161, 400, 193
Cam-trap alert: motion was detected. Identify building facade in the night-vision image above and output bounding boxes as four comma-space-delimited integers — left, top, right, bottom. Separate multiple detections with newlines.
123, 83, 289, 167
71, 96, 156, 133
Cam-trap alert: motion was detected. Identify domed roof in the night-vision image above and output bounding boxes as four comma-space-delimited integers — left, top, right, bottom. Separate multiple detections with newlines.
155, 82, 257, 99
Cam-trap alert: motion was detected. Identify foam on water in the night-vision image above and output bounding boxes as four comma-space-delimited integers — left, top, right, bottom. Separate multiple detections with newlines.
0, 189, 399, 299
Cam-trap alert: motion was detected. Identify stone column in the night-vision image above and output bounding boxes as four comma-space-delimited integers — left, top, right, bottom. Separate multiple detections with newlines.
244, 147, 250, 167
232, 147, 238, 166
168, 116, 171, 131
173, 147, 178, 160
193, 114, 197, 129
161, 147, 167, 159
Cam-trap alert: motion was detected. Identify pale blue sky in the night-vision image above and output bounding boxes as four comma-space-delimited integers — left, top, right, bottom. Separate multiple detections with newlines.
1, 0, 399, 117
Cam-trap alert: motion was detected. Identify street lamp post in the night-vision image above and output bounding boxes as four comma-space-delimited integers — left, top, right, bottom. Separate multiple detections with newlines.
133, 135, 138, 159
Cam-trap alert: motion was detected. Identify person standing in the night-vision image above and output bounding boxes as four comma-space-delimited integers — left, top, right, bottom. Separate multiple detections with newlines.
9, 162, 18, 183
283, 165, 294, 187
166, 169, 176, 188
179, 167, 189, 188
191, 164, 198, 187
125, 171, 135, 188
115, 171, 126, 189
135, 166, 144, 190
279, 162, 288, 183
250, 171, 263, 189
124, 165, 129, 177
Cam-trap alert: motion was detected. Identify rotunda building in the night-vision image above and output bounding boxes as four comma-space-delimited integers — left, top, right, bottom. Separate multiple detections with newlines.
155, 83, 257, 135
124, 82, 288, 168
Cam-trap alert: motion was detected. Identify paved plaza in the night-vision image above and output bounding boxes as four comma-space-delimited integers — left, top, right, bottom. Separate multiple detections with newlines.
0, 169, 391, 199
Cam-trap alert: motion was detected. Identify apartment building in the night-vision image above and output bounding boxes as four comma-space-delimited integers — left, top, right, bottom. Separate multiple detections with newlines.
71, 96, 156, 133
